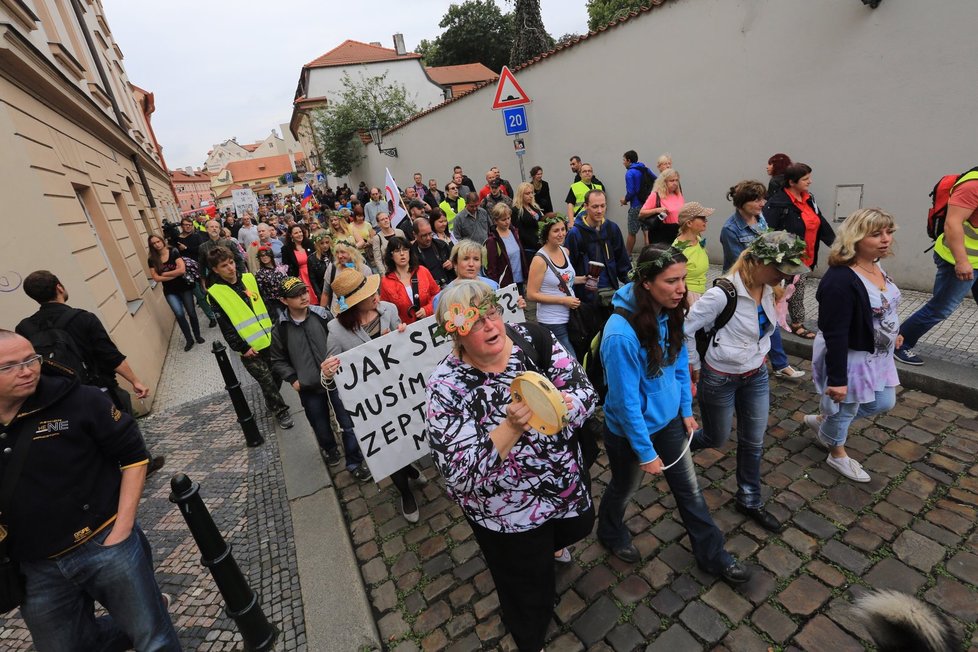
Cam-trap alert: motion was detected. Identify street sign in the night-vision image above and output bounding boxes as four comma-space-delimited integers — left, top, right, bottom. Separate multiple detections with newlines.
502, 106, 528, 136
285, 172, 293, 184
491, 66, 531, 111
514, 138, 525, 155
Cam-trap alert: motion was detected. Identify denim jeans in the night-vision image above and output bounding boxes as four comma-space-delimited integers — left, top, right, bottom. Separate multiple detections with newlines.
693, 366, 769, 509
769, 328, 789, 370
299, 389, 364, 470
165, 290, 201, 343
542, 322, 577, 361
597, 418, 732, 574
19, 523, 180, 652
900, 253, 978, 348
819, 387, 896, 448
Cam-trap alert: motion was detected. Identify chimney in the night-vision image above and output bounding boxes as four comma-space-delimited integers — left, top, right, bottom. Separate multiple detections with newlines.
185, 166, 193, 175
393, 33, 406, 56
369, 41, 382, 47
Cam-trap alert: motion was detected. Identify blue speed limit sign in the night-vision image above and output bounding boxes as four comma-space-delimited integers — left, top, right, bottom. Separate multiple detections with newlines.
502, 106, 528, 136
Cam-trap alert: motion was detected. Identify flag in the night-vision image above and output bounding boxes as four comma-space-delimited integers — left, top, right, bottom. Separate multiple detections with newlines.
384, 168, 408, 225
301, 184, 314, 208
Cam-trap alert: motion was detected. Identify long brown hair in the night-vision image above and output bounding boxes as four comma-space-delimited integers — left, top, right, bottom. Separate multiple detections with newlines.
146, 234, 169, 274
631, 244, 687, 375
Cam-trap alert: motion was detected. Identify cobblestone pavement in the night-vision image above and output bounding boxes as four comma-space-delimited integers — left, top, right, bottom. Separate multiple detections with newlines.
336, 360, 978, 651
0, 382, 306, 651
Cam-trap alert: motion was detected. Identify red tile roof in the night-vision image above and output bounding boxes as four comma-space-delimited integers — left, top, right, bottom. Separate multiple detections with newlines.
222, 155, 294, 183
305, 39, 420, 69
170, 169, 211, 183
425, 63, 497, 86
216, 184, 244, 200
242, 144, 259, 152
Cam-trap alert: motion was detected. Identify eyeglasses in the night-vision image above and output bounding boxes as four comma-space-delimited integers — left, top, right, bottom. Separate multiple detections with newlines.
470, 306, 502, 333
447, 186, 458, 191
0, 354, 42, 375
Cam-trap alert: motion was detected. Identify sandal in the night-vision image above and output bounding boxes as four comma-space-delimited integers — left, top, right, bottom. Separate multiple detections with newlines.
791, 323, 816, 339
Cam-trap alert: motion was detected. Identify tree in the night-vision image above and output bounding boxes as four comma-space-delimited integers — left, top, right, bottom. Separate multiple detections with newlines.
425, 0, 514, 72
415, 38, 441, 66
311, 71, 419, 177
586, 0, 650, 32
555, 32, 582, 47
509, 0, 554, 67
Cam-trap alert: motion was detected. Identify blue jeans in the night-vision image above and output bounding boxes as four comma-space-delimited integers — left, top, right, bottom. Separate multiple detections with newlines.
542, 322, 577, 361
900, 253, 977, 348
597, 418, 732, 574
819, 387, 896, 448
19, 524, 180, 652
299, 389, 364, 470
165, 290, 201, 343
769, 328, 789, 370
693, 366, 769, 509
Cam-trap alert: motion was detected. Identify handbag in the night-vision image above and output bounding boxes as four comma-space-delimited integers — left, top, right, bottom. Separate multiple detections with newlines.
0, 420, 34, 614
536, 252, 607, 359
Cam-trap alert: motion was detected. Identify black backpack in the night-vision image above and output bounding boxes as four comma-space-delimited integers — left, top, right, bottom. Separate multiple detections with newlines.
636, 166, 658, 204
20, 309, 92, 383
693, 278, 738, 361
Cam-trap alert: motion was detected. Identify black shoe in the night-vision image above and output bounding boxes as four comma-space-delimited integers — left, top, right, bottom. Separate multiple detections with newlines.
183, 341, 194, 352
147, 455, 166, 476
719, 560, 752, 585
195, 335, 205, 344
400, 491, 419, 524
208, 318, 217, 328
601, 540, 640, 564
277, 413, 295, 429
736, 503, 784, 533
321, 448, 342, 467
351, 464, 372, 482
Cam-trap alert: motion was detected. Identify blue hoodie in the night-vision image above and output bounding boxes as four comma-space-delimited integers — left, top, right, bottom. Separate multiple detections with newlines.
601, 283, 693, 464
624, 162, 655, 209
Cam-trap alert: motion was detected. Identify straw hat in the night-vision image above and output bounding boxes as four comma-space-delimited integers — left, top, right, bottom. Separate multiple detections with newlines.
331, 268, 380, 313
677, 202, 715, 228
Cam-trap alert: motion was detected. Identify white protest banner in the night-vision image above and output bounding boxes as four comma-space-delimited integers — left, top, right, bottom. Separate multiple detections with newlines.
231, 188, 259, 218
333, 284, 524, 481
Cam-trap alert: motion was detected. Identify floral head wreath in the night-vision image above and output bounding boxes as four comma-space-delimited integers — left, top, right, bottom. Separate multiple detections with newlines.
747, 230, 806, 267
309, 231, 330, 246
434, 293, 500, 338
628, 246, 685, 281
537, 213, 568, 238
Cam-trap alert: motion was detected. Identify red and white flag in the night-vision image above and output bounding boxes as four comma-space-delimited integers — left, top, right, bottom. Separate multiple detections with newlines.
384, 169, 408, 225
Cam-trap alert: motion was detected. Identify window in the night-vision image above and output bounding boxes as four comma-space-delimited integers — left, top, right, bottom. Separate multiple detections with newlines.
76, 186, 140, 308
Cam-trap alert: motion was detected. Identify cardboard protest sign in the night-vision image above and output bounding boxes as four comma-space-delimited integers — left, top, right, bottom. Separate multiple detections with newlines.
333, 284, 524, 481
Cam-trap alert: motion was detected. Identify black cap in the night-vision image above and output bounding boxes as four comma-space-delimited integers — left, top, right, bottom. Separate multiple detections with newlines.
408, 200, 426, 211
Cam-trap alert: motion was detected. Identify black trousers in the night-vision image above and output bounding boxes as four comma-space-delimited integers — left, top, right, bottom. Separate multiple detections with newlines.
468, 506, 594, 651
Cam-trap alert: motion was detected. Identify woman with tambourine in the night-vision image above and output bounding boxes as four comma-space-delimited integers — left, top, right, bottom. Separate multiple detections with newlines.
425, 280, 596, 652
597, 244, 751, 586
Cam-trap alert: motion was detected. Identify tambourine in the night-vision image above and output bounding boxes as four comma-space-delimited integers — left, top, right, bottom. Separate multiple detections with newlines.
510, 371, 568, 435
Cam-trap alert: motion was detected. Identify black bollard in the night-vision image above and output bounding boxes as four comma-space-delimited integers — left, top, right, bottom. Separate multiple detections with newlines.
170, 474, 278, 651
211, 341, 264, 447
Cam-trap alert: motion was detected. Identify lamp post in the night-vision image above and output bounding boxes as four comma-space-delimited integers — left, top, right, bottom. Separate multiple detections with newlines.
368, 123, 398, 158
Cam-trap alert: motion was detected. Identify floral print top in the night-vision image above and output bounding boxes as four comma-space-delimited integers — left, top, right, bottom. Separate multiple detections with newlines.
426, 325, 596, 533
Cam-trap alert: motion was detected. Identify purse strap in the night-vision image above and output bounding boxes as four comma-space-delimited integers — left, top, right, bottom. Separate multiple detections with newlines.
535, 252, 572, 297
0, 419, 35, 522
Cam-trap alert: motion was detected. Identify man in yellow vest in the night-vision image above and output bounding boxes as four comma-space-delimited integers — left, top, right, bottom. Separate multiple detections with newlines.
439, 181, 466, 230
565, 163, 603, 227
895, 168, 978, 366
206, 246, 294, 428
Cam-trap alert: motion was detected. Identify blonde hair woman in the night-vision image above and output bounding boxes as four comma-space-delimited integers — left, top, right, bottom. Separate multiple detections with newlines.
639, 168, 684, 244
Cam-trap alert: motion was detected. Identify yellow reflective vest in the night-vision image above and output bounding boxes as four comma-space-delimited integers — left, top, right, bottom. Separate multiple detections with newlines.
569, 181, 603, 216
439, 197, 466, 229
934, 172, 978, 268
207, 273, 274, 351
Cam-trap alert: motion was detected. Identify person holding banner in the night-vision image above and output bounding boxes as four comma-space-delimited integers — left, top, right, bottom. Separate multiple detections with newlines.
426, 280, 596, 652
380, 237, 439, 324
597, 244, 751, 584
321, 268, 425, 520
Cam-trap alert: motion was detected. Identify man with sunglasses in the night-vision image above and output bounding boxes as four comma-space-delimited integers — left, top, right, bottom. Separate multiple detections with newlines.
439, 182, 466, 230
0, 330, 180, 650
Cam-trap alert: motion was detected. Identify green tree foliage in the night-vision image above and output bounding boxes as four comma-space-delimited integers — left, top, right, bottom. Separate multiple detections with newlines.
586, 0, 650, 31
424, 0, 514, 72
311, 71, 418, 177
415, 38, 441, 66
509, 0, 554, 67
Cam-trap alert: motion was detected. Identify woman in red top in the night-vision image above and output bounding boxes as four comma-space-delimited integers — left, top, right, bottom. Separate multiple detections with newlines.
379, 236, 438, 324
764, 163, 835, 338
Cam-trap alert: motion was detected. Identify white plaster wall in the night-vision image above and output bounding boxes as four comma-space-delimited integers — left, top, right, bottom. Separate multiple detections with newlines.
349, 0, 978, 291
306, 59, 446, 111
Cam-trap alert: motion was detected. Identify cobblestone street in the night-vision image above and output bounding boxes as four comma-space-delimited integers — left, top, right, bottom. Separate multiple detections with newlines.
339, 358, 978, 651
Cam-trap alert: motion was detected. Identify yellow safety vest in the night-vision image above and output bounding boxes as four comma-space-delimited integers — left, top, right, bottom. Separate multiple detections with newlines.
207, 273, 274, 351
569, 181, 603, 215
934, 171, 978, 268
439, 197, 466, 228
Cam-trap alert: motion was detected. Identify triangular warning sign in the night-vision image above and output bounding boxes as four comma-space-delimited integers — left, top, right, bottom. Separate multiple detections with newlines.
491, 66, 531, 111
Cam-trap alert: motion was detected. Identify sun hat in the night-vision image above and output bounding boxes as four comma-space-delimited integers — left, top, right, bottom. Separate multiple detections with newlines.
748, 231, 810, 275
281, 276, 308, 298
331, 268, 380, 313
677, 202, 715, 227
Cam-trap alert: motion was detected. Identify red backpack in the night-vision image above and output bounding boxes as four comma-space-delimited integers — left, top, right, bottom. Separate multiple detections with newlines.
928, 166, 978, 240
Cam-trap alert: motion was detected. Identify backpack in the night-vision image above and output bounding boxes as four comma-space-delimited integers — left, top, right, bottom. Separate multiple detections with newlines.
20, 309, 92, 383
693, 278, 738, 361
927, 166, 978, 240
636, 165, 658, 204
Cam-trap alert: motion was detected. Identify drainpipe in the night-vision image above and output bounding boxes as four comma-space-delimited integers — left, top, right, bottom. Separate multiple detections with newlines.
70, 0, 156, 208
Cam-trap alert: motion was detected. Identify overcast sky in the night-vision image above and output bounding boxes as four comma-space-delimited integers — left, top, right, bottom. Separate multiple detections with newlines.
101, 0, 589, 170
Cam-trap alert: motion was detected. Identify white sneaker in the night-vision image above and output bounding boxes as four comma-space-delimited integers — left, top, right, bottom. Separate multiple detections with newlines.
825, 454, 870, 482
803, 415, 833, 450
